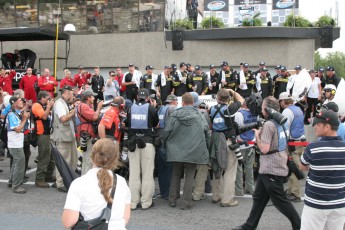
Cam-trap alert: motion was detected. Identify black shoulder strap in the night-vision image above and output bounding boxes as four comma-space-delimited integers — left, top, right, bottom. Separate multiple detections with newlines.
211, 104, 224, 121
77, 103, 93, 124
107, 173, 117, 209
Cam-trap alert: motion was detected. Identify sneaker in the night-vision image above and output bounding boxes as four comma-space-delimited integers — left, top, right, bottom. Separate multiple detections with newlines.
13, 186, 26, 194
192, 193, 207, 201
287, 194, 301, 202
35, 181, 50, 188
57, 186, 68, 193
220, 200, 239, 207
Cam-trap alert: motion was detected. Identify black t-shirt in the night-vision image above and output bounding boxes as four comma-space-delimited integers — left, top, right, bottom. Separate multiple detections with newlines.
207, 72, 221, 95
125, 73, 137, 91
325, 74, 341, 88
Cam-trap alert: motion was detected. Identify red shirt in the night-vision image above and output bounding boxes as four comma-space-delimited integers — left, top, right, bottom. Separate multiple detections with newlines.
74, 72, 92, 88
19, 74, 38, 100
116, 73, 126, 92
77, 102, 97, 138
99, 106, 121, 142
60, 77, 76, 88
38, 75, 58, 92
0, 70, 16, 95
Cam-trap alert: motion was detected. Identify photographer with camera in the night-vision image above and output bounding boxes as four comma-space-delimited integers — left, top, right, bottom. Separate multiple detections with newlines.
125, 88, 158, 210
234, 96, 260, 196
209, 88, 244, 207
32, 91, 55, 188
279, 92, 305, 203
233, 96, 301, 230
73, 65, 92, 89
77, 89, 103, 175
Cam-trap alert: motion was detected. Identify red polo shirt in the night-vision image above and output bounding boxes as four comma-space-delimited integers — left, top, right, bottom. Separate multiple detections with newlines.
60, 77, 76, 88
38, 75, 58, 97
0, 70, 16, 95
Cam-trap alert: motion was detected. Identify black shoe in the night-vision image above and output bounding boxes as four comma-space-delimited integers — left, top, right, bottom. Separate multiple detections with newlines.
180, 203, 194, 210
7, 182, 12, 188
169, 200, 176, 207
51, 182, 57, 188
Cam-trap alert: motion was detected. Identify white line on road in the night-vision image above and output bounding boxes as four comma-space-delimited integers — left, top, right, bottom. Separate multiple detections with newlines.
26, 167, 37, 174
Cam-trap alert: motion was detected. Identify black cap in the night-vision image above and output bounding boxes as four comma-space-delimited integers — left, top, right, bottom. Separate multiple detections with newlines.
195, 65, 201, 70
221, 61, 228, 67
59, 85, 75, 92
164, 65, 171, 69
312, 110, 339, 127
128, 63, 134, 67
109, 71, 116, 76
322, 102, 339, 112
294, 65, 302, 70
326, 66, 335, 71
260, 67, 268, 72
280, 66, 287, 71
318, 67, 325, 72
186, 63, 191, 68
78, 65, 84, 69
9, 96, 20, 105
171, 64, 177, 70
259, 61, 265, 66
243, 63, 249, 68
275, 65, 281, 70
179, 62, 186, 68
138, 88, 149, 99
145, 65, 154, 70
209, 64, 215, 69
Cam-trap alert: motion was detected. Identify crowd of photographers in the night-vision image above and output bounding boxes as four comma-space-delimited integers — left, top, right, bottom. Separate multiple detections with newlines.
0, 61, 344, 230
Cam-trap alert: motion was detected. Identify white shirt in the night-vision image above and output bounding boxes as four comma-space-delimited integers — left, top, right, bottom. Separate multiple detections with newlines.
307, 77, 321, 98
64, 168, 131, 230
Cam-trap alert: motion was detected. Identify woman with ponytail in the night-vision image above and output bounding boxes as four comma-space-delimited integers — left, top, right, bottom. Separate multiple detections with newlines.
62, 139, 131, 229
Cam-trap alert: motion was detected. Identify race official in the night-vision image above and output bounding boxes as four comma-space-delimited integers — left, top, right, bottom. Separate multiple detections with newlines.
141, 65, 157, 91
233, 96, 301, 230
122, 63, 142, 102
19, 67, 38, 102
279, 92, 305, 202
325, 66, 340, 88
189, 65, 208, 95
209, 88, 244, 207
125, 88, 159, 210
273, 66, 289, 100
206, 64, 221, 95
156, 66, 173, 103
172, 62, 188, 96
300, 110, 345, 230
32, 91, 55, 188
237, 63, 255, 98
220, 61, 238, 91
255, 68, 273, 99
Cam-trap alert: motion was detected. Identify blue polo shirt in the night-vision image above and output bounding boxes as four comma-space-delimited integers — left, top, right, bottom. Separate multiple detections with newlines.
301, 136, 345, 209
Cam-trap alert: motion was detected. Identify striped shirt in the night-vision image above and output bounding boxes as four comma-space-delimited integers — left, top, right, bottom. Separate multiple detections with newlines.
301, 136, 345, 209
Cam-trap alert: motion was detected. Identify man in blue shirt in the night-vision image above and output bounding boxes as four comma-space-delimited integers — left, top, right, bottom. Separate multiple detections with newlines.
321, 102, 345, 140
300, 110, 345, 230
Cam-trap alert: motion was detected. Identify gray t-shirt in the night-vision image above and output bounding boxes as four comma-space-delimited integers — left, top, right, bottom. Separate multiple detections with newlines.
258, 120, 288, 176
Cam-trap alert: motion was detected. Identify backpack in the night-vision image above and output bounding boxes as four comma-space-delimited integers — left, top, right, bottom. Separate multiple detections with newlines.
0, 114, 8, 148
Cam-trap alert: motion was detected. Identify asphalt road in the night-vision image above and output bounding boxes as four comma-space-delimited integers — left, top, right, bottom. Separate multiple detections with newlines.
0, 146, 305, 230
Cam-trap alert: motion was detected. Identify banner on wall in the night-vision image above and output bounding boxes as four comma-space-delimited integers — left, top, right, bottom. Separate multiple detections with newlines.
234, 0, 267, 26
204, 0, 229, 26
271, 0, 299, 26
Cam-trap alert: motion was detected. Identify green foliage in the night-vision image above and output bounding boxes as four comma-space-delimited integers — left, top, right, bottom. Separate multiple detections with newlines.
242, 13, 263, 27
315, 15, 336, 27
200, 16, 225, 29
314, 51, 345, 78
169, 19, 194, 30
283, 14, 313, 27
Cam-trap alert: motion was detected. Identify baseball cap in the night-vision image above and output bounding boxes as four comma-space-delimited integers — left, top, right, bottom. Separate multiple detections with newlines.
138, 88, 149, 99
186, 63, 191, 68
278, 92, 292, 101
221, 61, 228, 67
280, 66, 287, 71
166, 95, 177, 102
145, 65, 154, 70
78, 65, 84, 69
326, 66, 335, 71
324, 84, 336, 91
243, 63, 249, 68
82, 89, 98, 97
171, 64, 177, 70
195, 65, 201, 70
259, 61, 265, 66
318, 67, 325, 72
209, 64, 215, 69
294, 65, 302, 70
164, 65, 171, 69
190, 92, 202, 107
9, 96, 20, 105
275, 65, 281, 70
128, 63, 134, 67
312, 110, 339, 127
180, 62, 186, 68
59, 85, 74, 92
321, 102, 339, 112
260, 68, 268, 72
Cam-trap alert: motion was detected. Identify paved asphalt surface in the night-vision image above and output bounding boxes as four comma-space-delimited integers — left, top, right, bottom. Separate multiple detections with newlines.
0, 146, 306, 230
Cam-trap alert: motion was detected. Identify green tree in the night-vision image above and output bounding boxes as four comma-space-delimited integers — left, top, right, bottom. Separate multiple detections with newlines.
314, 51, 345, 78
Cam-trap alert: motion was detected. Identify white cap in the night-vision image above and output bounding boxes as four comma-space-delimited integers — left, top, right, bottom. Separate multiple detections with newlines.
278, 92, 292, 101
324, 84, 336, 91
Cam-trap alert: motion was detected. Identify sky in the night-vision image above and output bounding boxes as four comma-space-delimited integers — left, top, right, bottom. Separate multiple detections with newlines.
299, 0, 344, 56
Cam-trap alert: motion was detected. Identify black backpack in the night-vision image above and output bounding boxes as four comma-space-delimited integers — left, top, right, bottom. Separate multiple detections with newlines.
0, 114, 8, 148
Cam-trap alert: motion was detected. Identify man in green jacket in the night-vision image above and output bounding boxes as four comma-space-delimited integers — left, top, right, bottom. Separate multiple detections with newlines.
163, 92, 210, 210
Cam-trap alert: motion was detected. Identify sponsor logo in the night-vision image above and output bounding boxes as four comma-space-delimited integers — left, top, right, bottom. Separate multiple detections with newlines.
207, 1, 226, 11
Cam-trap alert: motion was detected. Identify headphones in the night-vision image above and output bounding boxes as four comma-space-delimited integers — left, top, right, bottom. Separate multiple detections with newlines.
324, 88, 336, 96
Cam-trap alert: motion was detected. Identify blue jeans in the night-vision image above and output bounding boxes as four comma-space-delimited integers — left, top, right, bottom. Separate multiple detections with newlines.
157, 146, 172, 198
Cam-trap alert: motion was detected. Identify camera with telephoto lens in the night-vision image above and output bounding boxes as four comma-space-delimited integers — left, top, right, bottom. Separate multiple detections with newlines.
265, 107, 287, 125
80, 131, 91, 152
287, 155, 305, 180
